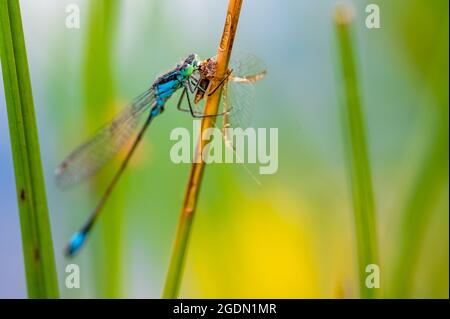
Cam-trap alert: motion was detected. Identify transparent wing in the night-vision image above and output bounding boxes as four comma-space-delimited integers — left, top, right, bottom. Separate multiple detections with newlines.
55, 89, 155, 188
221, 78, 256, 147
190, 52, 266, 116
219, 78, 263, 185
207, 53, 266, 184
222, 52, 266, 132
228, 51, 267, 82
207, 52, 267, 82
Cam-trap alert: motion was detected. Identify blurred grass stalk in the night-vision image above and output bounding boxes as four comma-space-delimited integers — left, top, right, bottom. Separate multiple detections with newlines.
162, 0, 244, 298
0, 0, 59, 298
334, 4, 378, 298
391, 22, 449, 298
392, 120, 448, 297
83, 0, 121, 298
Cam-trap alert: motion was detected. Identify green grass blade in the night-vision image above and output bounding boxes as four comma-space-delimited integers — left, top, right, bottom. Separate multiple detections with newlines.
0, 0, 59, 298
391, 122, 448, 297
334, 5, 378, 299
389, 6, 449, 297
83, 0, 121, 298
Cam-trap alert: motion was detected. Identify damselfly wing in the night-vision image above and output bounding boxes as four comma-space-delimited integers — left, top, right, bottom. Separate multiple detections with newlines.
193, 53, 267, 148
55, 89, 155, 189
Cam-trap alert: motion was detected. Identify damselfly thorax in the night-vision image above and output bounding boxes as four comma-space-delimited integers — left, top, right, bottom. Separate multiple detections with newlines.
153, 53, 199, 110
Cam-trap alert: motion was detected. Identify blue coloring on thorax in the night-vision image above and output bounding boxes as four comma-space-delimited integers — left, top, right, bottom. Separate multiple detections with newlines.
154, 71, 186, 108
151, 54, 200, 111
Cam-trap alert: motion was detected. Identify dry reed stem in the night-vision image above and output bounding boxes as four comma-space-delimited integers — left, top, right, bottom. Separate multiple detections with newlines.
162, 0, 244, 298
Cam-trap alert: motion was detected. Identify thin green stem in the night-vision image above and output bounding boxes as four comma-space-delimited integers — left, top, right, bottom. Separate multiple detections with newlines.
391, 24, 449, 297
0, 0, 59, 298
83, 0, 121, 298
334, 5, 378, 299
162, 0, 244, 299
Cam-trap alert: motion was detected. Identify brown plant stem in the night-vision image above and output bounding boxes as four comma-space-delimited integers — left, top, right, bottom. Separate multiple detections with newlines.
162, 0, 243, 299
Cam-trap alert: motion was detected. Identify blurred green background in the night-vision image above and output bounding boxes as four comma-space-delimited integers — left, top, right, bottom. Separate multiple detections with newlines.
0, 0, 448, 298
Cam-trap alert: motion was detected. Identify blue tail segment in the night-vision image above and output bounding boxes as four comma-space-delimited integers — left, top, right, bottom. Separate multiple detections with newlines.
65, 231, 87, 257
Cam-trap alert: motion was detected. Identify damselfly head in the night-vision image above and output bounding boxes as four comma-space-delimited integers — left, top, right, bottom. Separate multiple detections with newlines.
180, 53, 201, 76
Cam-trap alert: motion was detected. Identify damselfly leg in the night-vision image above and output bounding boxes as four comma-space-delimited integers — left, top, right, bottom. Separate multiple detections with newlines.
207, 69, 233, 96
177, 71, 233, 118
177, 86, 227, 118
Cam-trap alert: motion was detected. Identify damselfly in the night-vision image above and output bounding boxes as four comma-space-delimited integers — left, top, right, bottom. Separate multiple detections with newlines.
189, 53, 267, 150
56, 53, 266, 257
